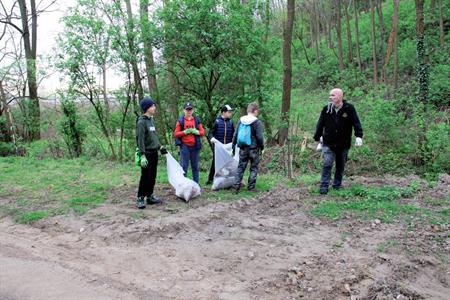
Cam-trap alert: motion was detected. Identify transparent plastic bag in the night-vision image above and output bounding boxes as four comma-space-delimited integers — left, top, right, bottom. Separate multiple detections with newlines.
212, 142, 239, 191
166, 152, 201, 202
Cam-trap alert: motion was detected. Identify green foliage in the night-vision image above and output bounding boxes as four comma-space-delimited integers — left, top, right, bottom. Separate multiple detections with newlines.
14, 210, 49, 224
58, 95, 85, 158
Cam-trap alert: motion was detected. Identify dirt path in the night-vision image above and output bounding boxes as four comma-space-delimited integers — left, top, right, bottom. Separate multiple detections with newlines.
1, 183, 448, 299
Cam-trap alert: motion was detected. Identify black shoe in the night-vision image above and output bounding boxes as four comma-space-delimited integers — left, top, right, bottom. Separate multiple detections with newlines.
136, 196, 146, 209
319, 188, 328, 195
233, 187, 240, 194
332, 185, 342, 190
247, 188, 258, 192
146, 195, 162, 205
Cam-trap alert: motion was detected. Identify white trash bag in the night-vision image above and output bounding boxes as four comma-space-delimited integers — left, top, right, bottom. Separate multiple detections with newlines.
166, 152, 201, 202
212, 142, 239, 191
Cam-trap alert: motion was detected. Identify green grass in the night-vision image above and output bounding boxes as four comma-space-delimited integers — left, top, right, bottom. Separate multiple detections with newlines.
0, 156, 279, 223
310, 184, 449, 225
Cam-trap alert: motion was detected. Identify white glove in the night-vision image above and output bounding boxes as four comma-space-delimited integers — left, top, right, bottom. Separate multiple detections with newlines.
210, 137, 218, 144
355, 137, 363, 147
316, 136, 323, 151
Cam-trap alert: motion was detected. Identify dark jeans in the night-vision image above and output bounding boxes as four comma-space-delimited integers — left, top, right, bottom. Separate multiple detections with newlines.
320, 145, 349, 189
234, 147, 260, 190
180, 144, 200, 183
138, 151, 158, 197
208, 145, 215, 182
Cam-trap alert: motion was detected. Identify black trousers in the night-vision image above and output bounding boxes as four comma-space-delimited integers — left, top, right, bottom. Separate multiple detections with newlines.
137, 151, 158, 198
208, 145, 215, 182
234, 148, 260, 190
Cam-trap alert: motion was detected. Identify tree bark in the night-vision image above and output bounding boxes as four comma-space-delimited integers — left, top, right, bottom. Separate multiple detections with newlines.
313, 1, 321, 64
344, 1, 353, 65
336, 0, 344, 70
0, 80, 17, 148
353, 0, 362, 70
140, 0, 168, 145
430, 0, 435, 21
278, 0, 295, 145
376, 0, 386, 82
384, 0, 399, 86
415, 0, 428, 103
124, 0, 144, 101
370, 0, 378, 84
18, 0, 40, 140
438, 0, 444, 47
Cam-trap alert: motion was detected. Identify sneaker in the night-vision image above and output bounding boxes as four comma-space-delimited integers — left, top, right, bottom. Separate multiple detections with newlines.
136, 196, 146, 209
319, 188, 328, 195
146, 195, 162, 205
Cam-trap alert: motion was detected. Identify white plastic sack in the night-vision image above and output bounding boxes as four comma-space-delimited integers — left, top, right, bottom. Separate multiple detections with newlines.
212, 142, 239, 191
166, 153, 201, 202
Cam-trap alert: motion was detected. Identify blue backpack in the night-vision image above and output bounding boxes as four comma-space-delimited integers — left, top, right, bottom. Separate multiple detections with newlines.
237, 123, 252, 146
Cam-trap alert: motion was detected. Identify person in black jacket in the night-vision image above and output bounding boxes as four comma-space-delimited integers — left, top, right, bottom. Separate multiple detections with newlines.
206, 104, 235, 185
136, 97, 168, 209
232, 102, 264, 193
314, 88, 363, 194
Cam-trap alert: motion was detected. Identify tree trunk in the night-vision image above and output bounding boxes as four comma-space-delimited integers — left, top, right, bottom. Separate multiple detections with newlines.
18, 0, 40, 140
0, 80, 17, 149
278, 0, 295, 145
384, 0, 399, 86
102, 63, 110, 117
438, 0, 444, 47
370, 0, 378, 84
140, 0, 168, 145
344, 1, 353, 65
313, 1, 321, 64
124, 0, 144, 101
430, 0, 435, 21
353, 0, 362, 70
336, 0, 344, 70
376, 0, 386, 82
415, 0, 428, 103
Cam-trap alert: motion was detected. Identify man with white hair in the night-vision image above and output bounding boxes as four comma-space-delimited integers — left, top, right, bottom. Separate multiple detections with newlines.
314, 88, 363, 194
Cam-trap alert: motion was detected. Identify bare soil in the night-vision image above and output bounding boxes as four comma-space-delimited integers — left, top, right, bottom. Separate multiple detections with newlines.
1, 175, 449, 300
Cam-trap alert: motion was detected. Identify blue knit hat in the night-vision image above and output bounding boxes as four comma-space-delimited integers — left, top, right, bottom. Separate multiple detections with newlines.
140, 96, 155, 112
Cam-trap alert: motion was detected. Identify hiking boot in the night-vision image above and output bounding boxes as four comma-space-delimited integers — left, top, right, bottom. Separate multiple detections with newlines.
319, 188, 328, 195
146, 195, 162, 205
136, 196, 146, 209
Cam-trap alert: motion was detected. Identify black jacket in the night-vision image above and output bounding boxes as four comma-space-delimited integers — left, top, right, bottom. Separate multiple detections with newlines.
313, 100, 363, 149
208, 116, 235, 144
136, 115, 161, 154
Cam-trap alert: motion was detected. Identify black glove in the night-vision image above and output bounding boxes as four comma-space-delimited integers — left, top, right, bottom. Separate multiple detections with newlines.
232, 147, 236, 156
160, 146, 168, 155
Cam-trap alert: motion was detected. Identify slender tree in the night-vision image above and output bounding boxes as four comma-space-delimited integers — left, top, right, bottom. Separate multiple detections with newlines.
438, 0, 444, 47
376, 0, 386, 82
335, 0, 344, 69
344, 0, 353, 64
384, 0, 399, 87
278, 0, 295, 145
415, 0, 428, 103
370, 0, 378, 83
353, 0, 362, 70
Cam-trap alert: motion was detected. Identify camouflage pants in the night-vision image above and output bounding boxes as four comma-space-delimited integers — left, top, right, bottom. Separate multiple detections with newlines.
234, 148, 260, 190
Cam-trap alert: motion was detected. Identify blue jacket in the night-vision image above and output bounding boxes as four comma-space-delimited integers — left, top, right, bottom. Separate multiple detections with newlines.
209, 116, 235, 144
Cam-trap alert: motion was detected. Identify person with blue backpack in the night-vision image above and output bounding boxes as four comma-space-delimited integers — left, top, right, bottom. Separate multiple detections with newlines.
206, 104, 235, 185
232, 102, 264, 193
174, 102, 205, 184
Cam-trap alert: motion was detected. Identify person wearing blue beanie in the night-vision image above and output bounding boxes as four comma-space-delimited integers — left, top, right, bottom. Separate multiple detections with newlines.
136, 96, 168, 209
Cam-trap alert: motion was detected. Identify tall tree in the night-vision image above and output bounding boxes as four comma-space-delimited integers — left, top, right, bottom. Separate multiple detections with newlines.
278, 0, 295, 145
415, 0, 428, 103
353, 0, 362, 70
335, 0, 344, 69
18, 0, 39, 140
438, 0, 444, 47
376, 0, 386, 82
139, 0, 167, 145
384, 0, 400, 87
370, 0, 378, 83
344, 0, 353, 64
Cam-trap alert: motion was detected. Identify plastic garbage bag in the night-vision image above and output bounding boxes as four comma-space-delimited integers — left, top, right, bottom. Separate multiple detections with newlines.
166, 152, 201, 202
212, 142, 239, 191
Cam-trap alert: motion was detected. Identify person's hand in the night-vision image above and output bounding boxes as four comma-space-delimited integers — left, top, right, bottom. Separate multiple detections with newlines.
210, 137, 218, 144
316, 142, 323, 151
355, 137, 363, 147
140, 155, 148, 168
191, 128, 200, 135
183, 128, 193, 135
159, 146, 168, 155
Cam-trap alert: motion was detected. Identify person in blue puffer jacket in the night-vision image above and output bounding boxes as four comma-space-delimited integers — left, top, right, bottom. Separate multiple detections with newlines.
206, 104, 235, 185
